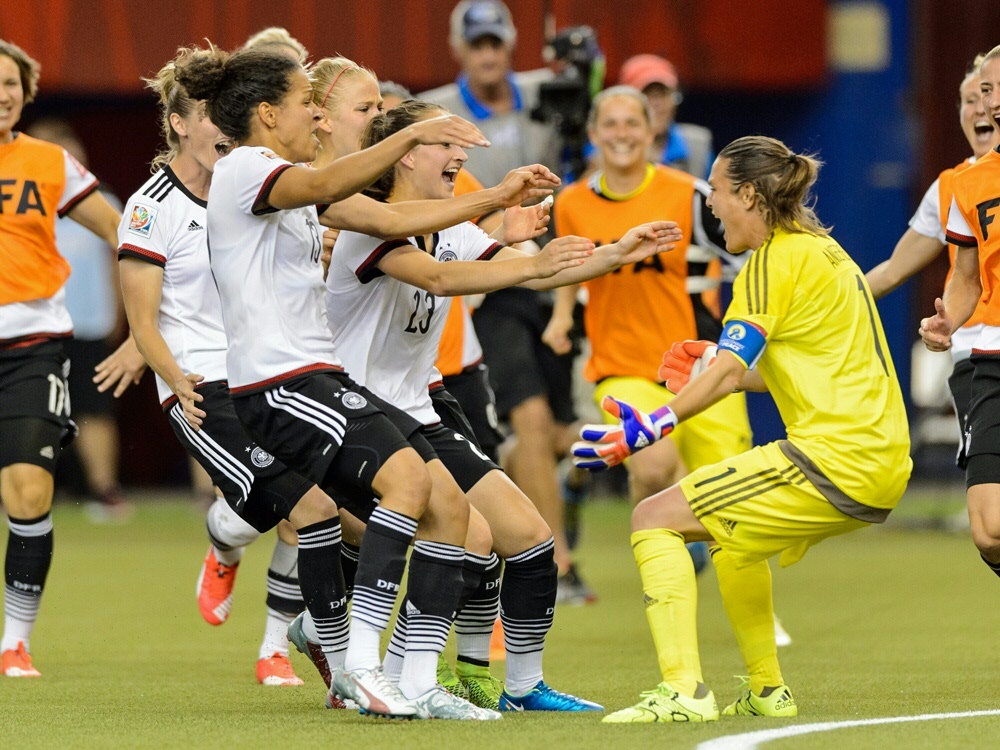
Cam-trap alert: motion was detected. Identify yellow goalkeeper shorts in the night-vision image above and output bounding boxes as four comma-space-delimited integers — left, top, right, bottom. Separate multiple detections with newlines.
678, 440, 869, 569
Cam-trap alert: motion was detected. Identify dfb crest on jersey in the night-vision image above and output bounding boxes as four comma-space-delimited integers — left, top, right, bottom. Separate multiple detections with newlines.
250, 447, 274, 468
342, 391, 368, 410
438, 250, 458, 263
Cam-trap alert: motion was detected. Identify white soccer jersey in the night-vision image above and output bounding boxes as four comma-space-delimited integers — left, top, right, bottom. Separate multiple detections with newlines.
207, 147, 340, 395
0, 145, 99, 342
118, 166, 229, 403
909, 178, 945, 243
327, 222, 501, 425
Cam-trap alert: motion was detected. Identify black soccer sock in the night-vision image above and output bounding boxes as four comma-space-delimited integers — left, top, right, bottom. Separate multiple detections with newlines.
500, 537, 556, 692
3, 513, 54, 650
455, 552, 501, 666
296, 517, 348, 656
340, 542, 361, 601
397, 540, 465, 698
404, 541, 465, 652
351, 507, 417, 631
981, 554, 1000, 579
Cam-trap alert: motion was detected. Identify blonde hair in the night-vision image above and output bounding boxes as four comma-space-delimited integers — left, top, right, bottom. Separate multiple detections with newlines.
718, 135, 830, 237
308, 57, 377, 113
144, 47, 212, 172
587, 85, 653, 131
0, 39, 41, 104
242, 27, 307, 64
981, 44, 1000, 72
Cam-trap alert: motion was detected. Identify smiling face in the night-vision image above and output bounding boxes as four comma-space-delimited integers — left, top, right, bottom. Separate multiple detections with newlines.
705, 157, 761, 254
588, 94, 654, 173
960, 72, 999, 159
980, 57, 1000, 149
0, 55, 25, 141
175, 101, 231, 173
400, 111, 467, 200
321, 72, 382, 157
269, 68, 322, 163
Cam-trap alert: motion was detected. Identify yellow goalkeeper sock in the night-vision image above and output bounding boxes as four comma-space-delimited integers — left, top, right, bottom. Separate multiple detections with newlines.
710, 546, 783, 694
631, 528, 702, 696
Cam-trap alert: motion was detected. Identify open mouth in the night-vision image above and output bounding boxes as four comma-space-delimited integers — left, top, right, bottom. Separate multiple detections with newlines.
442, 167, 459, 188
974, 119, 996, 142
214, 140, 233, 157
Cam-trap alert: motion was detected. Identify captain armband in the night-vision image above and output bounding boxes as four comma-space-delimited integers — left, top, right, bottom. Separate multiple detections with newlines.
718, 319, 767, 370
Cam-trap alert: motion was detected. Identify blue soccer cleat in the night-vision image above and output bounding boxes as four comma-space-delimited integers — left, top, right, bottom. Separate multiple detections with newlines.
499, 681, 603, 712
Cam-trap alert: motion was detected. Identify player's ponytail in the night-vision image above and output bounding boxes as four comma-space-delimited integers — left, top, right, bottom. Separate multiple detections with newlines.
360, 100, 445, 202
718, 135, 830, 237
144, 48, 208, 172
175, 46, 299, 143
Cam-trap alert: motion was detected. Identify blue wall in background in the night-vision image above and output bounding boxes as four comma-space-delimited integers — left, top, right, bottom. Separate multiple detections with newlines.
683, 0, 914, 443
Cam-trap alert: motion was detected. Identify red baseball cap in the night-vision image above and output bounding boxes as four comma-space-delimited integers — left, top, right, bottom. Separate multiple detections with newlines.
618, 54, 679, 91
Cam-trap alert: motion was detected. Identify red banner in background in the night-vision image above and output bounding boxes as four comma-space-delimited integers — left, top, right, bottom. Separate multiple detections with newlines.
1, 0, 827, 94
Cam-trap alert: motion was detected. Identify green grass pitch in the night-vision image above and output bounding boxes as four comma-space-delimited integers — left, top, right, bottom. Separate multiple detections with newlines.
2, 493, 998, 749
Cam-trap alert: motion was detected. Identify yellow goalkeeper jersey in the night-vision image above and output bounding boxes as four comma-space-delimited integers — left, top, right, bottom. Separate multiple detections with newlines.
724, 227, 911, 512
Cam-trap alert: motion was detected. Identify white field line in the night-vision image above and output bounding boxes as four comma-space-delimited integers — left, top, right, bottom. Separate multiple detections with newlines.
696, 710, 1000, 750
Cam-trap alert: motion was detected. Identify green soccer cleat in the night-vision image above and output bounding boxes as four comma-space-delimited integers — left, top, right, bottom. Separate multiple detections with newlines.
437, 656, 466, 699
723, 677, 797, 717
603, 682, 719, 724
456, 661, 503, 711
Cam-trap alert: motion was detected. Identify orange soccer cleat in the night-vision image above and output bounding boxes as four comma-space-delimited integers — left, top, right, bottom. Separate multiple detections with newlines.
256, 653, 305, 686
2, 642, 41, 677
196, 547, 238, 626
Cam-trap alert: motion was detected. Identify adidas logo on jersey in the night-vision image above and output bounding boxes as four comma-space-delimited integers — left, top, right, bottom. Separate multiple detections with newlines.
39, 446, 55, 459
187, 220, 204, 231
718, 517, 738, 536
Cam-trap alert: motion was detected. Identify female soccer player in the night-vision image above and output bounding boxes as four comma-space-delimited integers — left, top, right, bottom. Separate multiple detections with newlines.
869, 55, 998, 469
574, 136, 911, 723
114, 48, 320, 688
921, 45, 1000, 580
326, 99, 679, 711
0, 40, 122, 678
548, 86, 750, 505
175, 44, 556, 719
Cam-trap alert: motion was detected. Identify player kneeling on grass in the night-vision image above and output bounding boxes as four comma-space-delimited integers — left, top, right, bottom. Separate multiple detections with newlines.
573, 136, 912, 723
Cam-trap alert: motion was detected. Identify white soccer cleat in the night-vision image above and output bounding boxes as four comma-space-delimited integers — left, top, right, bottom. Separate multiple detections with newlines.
329, 665, 416, 718
409, 685, 502, 720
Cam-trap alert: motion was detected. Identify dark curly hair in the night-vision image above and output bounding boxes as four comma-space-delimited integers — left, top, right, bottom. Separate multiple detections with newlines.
174, 45, 300, 143
360, 100, 444, 202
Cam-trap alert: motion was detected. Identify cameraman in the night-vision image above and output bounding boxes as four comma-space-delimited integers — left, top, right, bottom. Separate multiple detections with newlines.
420, 0, 560, 187
420, 1, 592, 602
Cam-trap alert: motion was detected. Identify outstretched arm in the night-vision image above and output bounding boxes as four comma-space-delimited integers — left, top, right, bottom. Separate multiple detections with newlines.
269, 115, 490, 209
319, 165, 559, 240
376, 237, 595, 297
495, 221, 682, 290
866, 229, 944, 299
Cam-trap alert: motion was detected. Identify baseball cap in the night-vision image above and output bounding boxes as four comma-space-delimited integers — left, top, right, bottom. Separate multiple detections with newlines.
619, 54, 679, 91
450, 0, 517, 45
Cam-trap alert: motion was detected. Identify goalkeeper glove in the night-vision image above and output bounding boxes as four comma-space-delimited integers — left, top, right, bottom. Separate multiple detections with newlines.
571, 396, 677, 470
658, 340, 718, 393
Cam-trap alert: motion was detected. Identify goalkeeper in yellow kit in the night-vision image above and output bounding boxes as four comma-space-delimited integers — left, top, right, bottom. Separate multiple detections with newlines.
573, 135, 912, 723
